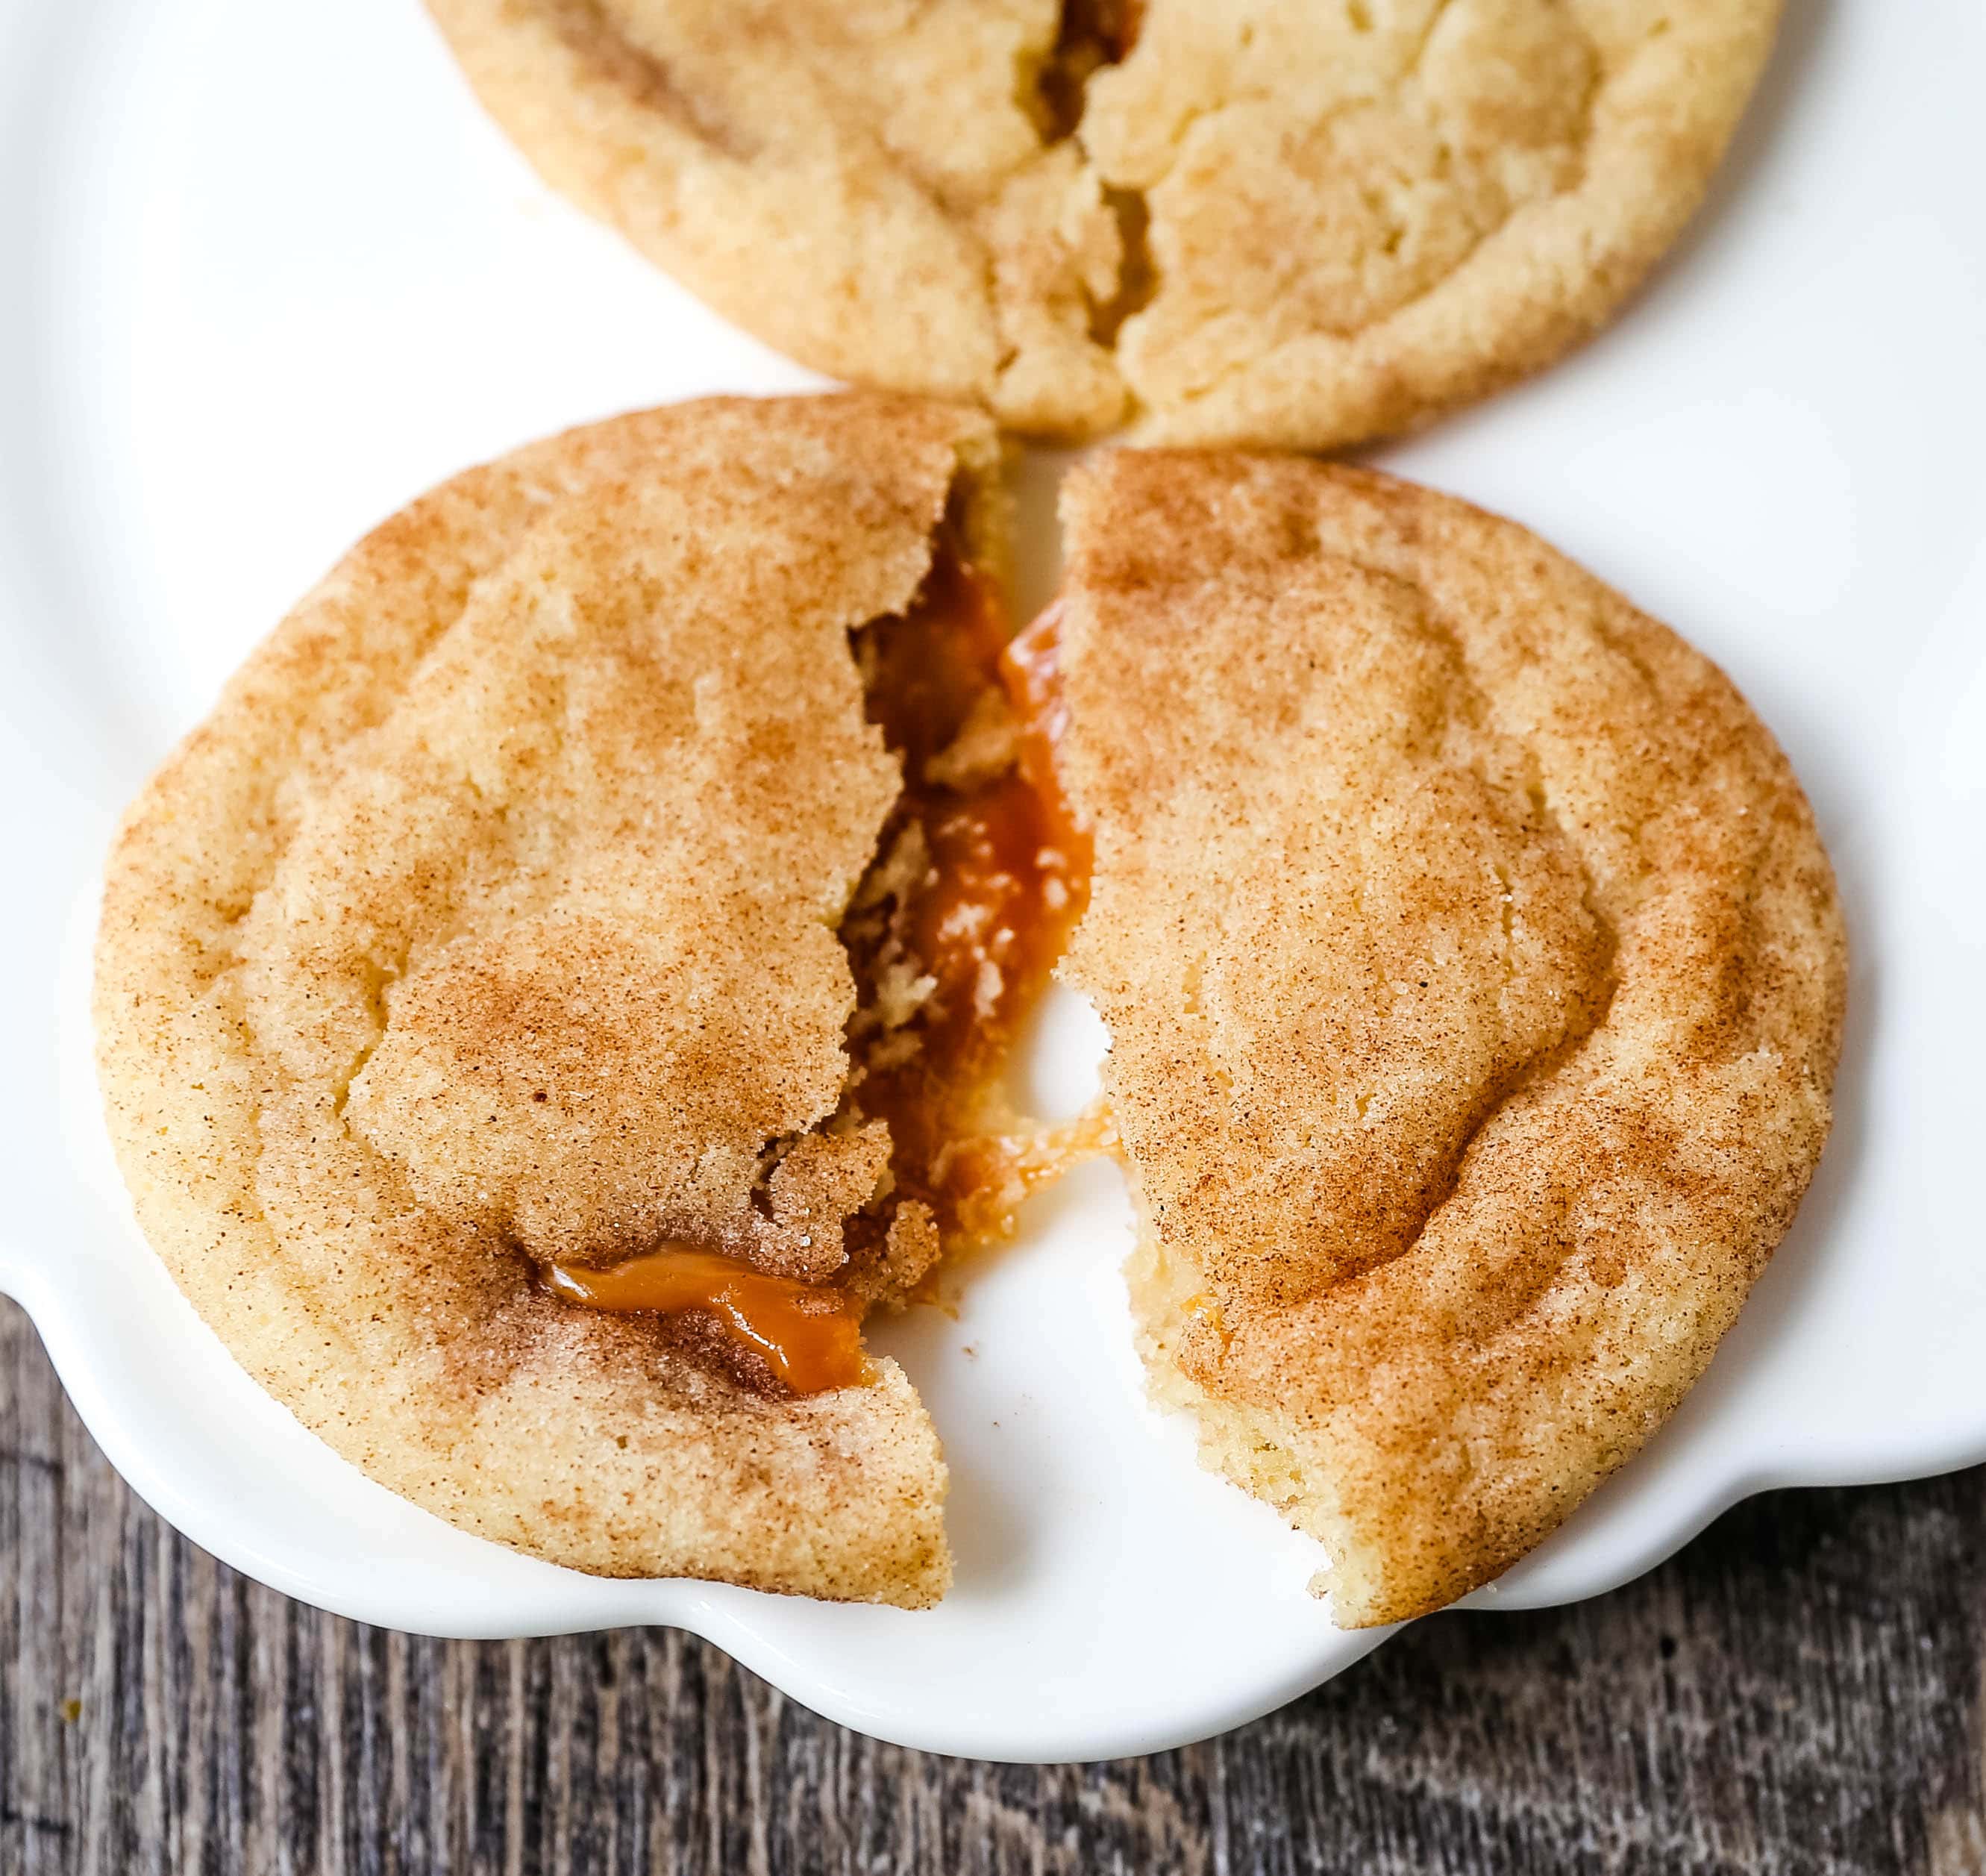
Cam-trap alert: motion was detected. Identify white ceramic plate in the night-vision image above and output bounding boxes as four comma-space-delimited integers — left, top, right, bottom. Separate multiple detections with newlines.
3, 0, 1983, 1764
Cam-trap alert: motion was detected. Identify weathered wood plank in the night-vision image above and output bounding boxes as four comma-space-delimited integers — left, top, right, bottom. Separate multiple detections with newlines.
4, 1296, 1981, 1875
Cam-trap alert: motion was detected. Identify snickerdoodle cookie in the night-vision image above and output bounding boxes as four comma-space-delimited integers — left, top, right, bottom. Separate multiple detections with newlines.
425, 0, 1781, 447
1047, 448, 1844, 1625
94, 393, 1090, 1608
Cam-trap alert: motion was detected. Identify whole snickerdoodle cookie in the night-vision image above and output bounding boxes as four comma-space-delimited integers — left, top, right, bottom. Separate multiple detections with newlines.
425, 0, 1781, 447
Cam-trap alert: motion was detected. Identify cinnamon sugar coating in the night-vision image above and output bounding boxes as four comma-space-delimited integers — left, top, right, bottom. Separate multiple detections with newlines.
425, 0, 1779, 447
1057, 450, 1844, 1627
94, 395, 1004, 1607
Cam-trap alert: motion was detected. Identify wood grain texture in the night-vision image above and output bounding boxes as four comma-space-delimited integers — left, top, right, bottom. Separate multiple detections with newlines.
4, 1295, 1982, 1876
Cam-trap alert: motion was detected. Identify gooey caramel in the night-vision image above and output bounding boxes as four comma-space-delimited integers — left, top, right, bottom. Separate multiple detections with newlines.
539, 557, 1089, 1396
542, 1250, 868, 1394
997, 599, 1089, 898
842, 563, 1088, 1247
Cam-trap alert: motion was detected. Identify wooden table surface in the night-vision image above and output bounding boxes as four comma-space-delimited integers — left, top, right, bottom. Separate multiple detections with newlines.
16, 11, 1968, 1872
4, 1300, 1982, 1875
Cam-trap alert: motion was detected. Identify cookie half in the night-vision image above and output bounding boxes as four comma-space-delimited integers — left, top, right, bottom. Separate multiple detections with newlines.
426, 0, 1781, 448
1047, 449, 1844, 1626
93, 393, 1088, 1608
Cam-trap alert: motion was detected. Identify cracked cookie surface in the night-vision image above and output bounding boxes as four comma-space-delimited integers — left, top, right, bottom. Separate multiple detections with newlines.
426, 0, 1780, 447
93, 394, 1009, 1608
1054, 450, 1844, 1625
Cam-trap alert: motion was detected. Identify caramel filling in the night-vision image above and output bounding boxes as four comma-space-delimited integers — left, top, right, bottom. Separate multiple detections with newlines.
839, 560, 1088, 1249
541, 1251, 868, 1393
997, 599, 1089, 895
540, 556, 1089, 1395
1036, 0, 1145, 138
